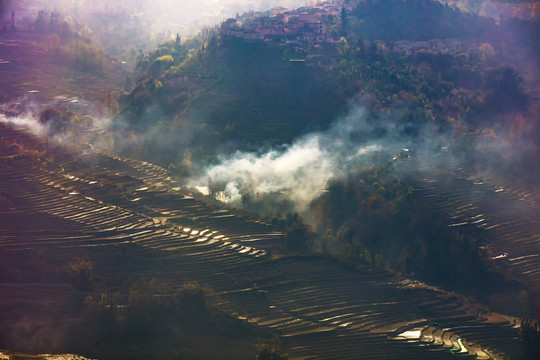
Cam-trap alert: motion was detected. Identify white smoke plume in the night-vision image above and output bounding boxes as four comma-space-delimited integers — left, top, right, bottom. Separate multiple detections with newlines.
189, 106, 386, 211
0, 97, 114, 153
0, 113, 49, 138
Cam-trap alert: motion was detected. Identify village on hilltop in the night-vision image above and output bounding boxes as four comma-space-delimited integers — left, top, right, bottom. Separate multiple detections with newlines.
220, 0, 463, 56
220, 1, 341, 43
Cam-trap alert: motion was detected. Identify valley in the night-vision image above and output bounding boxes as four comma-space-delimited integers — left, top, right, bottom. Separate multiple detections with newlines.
0, 120, 531, 359
1, 0, 539, 359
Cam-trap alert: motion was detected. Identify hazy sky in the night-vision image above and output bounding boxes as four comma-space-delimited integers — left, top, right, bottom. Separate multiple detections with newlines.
6, 0, 309, 37
131, 0, 308, 33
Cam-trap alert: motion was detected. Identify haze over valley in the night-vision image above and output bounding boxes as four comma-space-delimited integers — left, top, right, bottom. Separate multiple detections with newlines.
1, 1, 540, 359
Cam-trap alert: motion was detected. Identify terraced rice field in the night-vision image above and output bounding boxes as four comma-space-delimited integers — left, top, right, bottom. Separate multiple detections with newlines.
0, 31, 127, 106
0, 122, 527, 359
0, 351, 93, 360
399, 155, 540, 295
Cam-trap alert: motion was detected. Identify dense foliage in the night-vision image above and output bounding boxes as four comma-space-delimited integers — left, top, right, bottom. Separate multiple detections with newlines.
521, 319, 540, 359
349, 0, 490, 41
118, 0, 537, 172
119, 36, 348, 164
281, 212, 314, 253
68, 277, 256, 359
256, 337, 289, 360
309, 161, 490, 290
90, 279, 218, 341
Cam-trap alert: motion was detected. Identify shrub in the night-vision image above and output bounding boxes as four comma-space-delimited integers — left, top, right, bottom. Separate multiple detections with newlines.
66, 258, 94, 291
256, 337, 288, 360
283, 213, 313, 253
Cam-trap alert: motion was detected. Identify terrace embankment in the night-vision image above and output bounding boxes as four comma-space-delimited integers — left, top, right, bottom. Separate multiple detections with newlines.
0, 122, 528, 359
399, 155, 540, 314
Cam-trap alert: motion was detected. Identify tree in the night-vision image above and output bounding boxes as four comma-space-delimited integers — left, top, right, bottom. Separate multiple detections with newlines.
66, 258, 94, 291
521, 319, 540, 359
39, 107, 65, 133
102, 89, 120, 117
34, 10, 47, 33
340, 7, 348, 36
484, 66, 528, 113
256, 337, 288, 360
283, 213, 313, 253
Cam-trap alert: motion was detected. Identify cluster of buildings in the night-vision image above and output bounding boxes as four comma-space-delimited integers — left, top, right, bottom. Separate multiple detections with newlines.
220, 1, 463, 57
220, 1, 343, 43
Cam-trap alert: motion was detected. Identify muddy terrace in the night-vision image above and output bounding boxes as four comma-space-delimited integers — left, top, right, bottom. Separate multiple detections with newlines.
0, 121, 529, 359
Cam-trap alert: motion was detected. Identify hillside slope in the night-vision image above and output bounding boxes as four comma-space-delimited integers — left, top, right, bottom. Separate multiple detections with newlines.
0, 121, 529, 359
118, 0, 538, 173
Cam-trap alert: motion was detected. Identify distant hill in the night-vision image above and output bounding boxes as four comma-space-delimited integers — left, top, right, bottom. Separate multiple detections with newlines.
349, 0, 489, 41
117, 0, 537, 172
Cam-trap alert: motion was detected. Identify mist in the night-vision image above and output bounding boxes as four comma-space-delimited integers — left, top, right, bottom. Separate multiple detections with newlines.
5, 0, 307, 47
187, 104, 427, 213
186, 103, 536, 218
0, 112, 49, 138
0, 97, 114, 153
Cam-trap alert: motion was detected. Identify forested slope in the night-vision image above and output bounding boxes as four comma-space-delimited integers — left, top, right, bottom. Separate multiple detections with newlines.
118, 0, 538, 174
